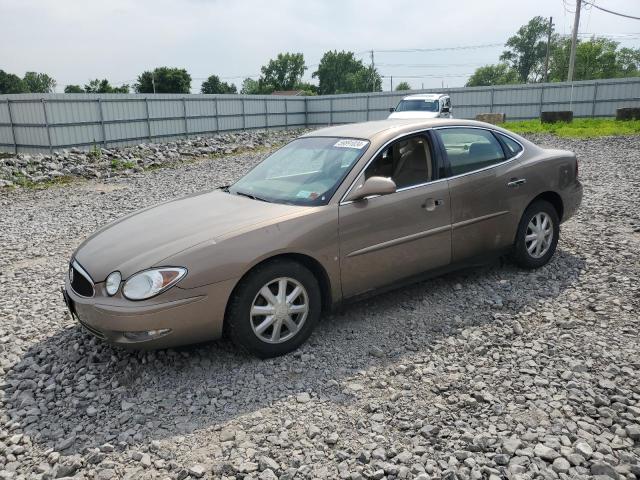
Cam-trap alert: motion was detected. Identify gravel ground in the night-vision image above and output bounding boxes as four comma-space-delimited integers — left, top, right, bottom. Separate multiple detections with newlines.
0, 133, 639, 480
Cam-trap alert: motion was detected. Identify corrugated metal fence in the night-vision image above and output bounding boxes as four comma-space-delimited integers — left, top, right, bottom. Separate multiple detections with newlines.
1, 77, 639, 153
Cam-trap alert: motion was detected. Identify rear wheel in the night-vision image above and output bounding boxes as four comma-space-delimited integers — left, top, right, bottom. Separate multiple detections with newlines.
225, 259, 321, 358
513, 200, 560, 269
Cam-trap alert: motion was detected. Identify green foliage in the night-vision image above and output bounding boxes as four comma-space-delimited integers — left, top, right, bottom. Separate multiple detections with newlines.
0, 70, 26, 94
201, 75, 237, 94
240, 77, 261, 94
500, 16, 553, 82
87, 145, 102, 159
110, 158, 136, 170
64, 84, 84, 93
501, 118, 640, 138
23, 72, 57, 93
395, 81, 411, 91
313, 50, 382, 94
84, 79, 129, 93
259, 53, 306, 91
466, 63, 519, 87
548, 38, 640, 81
135, 67, 191, 94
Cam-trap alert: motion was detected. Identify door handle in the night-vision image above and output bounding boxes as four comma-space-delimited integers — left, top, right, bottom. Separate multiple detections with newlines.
422, 198, 444, 211
507, 178, 526, 188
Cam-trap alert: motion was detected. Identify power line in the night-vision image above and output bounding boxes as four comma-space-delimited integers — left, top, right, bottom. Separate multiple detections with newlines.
581, 0, 640, 21
371, 43, 503, 54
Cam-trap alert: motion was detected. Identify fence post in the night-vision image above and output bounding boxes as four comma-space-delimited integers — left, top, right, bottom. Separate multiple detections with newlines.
41, 99, 53, 153
214, 97, 219, 132
7, 100, 17, 154
539, 86, 545, 117
97, 98, 107, 147
284, 98, 289, 129
182, 97, 188, 138
264, 97, 269, 130
591, 81, 599, 118
366, 95, 370, 121
329, 98, 333, 125
241, 98, 246, 130
304, 97, 308, 128
489, 88, 495, 113
144, 97, 152, 142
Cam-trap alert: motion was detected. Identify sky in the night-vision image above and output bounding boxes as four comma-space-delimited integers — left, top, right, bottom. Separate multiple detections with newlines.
1, 0, 639, 93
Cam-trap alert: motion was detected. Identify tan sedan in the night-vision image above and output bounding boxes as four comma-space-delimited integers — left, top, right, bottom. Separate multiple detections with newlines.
63, 118, 582, 357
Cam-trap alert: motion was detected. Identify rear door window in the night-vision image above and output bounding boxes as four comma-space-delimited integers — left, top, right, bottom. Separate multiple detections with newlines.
436, 128, 506, 176
496, 133, 523, 158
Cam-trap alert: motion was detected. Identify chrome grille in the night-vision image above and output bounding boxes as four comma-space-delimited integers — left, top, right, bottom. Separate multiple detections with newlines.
69, 260, 94, 297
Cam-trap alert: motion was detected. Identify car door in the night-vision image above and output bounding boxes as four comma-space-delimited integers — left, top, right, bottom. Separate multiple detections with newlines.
434, 126, 524, 262
338, 133, 452, 298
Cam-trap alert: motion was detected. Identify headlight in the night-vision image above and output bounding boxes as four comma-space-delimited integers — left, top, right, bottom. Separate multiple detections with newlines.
122, 267, 187, 300
105, 271, 121, 296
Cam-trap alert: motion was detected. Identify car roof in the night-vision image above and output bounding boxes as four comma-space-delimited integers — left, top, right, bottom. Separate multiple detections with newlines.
401, 93, 448, 100
303, 118, 507, 143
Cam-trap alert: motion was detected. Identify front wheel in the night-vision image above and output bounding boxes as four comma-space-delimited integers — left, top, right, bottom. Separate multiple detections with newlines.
513, 200, 560, 269
225, 259, 321, 358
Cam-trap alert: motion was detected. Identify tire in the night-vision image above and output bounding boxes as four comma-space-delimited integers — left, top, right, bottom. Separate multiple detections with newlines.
513, 200, 560, 269
225, 259, 321, 358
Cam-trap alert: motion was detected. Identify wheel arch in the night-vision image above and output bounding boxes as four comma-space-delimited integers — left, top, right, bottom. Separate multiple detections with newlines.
223, 252, 334, 324
527, 191, 564, 222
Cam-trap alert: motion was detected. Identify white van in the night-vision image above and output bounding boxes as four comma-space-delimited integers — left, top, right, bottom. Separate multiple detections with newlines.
388, 93, 452, 119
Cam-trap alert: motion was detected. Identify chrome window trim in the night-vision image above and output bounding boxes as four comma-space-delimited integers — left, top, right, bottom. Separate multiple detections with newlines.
339, 125, 525, 206
71, 259, 95, 298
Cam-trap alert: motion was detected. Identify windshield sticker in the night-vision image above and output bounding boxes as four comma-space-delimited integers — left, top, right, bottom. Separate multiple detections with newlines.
334, 139, 368, 149
296, 190, 312, 198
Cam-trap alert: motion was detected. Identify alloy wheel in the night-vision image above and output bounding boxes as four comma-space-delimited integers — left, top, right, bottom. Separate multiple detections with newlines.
525, 212, 554, 259
250, 277, 309, 344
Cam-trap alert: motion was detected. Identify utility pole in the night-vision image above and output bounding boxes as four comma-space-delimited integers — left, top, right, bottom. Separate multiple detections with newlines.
151, 72, 156, 94
390, 76, 393, 91
567, 0, 581, 82
544, 16, 553, 83
370, 50, 375, 92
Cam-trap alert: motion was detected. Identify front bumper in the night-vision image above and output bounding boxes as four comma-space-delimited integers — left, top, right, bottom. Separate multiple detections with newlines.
63, 275, 238, 349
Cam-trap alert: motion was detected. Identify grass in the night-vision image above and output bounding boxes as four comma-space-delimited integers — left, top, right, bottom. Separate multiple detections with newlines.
8, 172, 76, 190
110, 158, 136, 170
499, 118, 640, 138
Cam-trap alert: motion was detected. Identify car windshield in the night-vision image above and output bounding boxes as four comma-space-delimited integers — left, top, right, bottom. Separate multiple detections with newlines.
229, 137, 370, 206
396, 99, 440, 112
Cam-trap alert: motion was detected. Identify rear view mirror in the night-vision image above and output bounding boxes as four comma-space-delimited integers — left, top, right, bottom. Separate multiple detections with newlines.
344, 176, 397, 202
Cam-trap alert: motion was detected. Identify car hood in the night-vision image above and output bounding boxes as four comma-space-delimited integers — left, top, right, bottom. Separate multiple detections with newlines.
74, 190, 308, 281
388, 111, 440, 119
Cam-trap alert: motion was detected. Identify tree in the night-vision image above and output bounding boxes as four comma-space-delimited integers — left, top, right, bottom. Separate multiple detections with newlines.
313, 50, 382, 94
134, 67, 191, 93
500, 16, 554, 82
64, 84, 84, 93
0, 70, 26, 94
201, 75, 237, 94
23, 72, 57, 93
548, 37, 640, 81
240, 77, 261, 94
395, 81, 411, 91
84, 79, 129, 93
259, 52, 306, 91
466, 63, 519, 87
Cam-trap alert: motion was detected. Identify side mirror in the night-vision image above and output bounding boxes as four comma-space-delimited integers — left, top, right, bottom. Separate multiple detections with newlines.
344, 176, 397, 202
441, 106, 450, 113
389, 107, 395, 112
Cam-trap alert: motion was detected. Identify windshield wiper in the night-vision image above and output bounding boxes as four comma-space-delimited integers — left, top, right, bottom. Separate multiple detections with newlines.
234, 190, 270, 202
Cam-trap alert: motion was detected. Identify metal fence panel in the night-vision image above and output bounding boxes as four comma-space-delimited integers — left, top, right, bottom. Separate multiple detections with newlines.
2, 78, 640, 152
